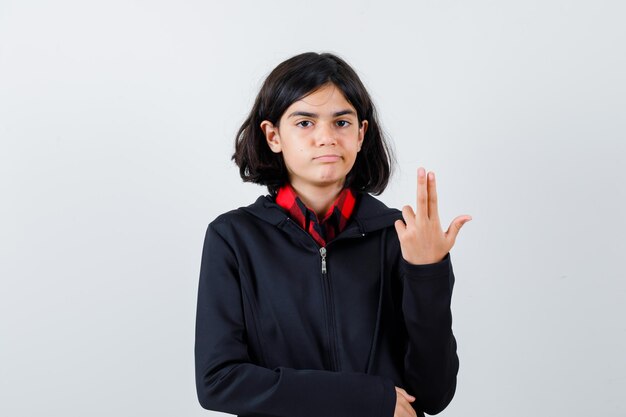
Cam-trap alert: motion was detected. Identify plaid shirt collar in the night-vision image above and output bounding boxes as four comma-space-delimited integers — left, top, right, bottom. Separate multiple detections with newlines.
275, 184, 357, 247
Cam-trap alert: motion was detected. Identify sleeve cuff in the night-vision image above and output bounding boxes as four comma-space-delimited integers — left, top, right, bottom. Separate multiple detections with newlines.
400, 252, 451, 280
379, 376, 397, 417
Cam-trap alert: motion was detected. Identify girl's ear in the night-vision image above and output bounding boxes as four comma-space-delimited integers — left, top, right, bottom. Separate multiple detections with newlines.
358, 120, 368, 151
260, 120, 282, 153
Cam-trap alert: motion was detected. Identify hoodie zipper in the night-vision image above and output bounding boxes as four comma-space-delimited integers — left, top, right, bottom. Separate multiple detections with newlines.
285, 217, 365, 371
318, 245, 339, 370
319, 247, 327, 275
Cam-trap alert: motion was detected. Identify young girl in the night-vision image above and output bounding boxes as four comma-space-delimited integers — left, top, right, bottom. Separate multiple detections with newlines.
195, 52, 471, 417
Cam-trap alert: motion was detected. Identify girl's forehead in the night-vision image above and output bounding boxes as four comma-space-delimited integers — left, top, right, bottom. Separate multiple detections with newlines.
288, 84, 354, 111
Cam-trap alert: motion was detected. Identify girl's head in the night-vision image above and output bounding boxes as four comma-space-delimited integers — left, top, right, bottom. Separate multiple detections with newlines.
232, 52, 393, 195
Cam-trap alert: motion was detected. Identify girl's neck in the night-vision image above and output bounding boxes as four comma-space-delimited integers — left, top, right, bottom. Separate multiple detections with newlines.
290, 181, 344, 219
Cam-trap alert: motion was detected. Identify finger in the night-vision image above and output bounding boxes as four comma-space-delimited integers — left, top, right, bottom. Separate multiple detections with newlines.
401, 205, 416, 226
401, 398, 417, 417
396, 395, 417, 417
445, 215, 473, 246
416, 167, 428, 221
427, 171, 440, 225
394, 220, 406, 239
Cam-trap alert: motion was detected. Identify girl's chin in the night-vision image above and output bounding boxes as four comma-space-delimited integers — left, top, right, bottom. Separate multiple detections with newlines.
289, 168, 352, 188
291, 177, 346, 189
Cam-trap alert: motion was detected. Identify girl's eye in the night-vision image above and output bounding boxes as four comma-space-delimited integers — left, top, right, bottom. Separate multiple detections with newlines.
336, 120, 351, 127
296, 121, 313, 128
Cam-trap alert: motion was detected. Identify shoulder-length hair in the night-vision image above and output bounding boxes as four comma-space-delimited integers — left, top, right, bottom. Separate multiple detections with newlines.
232, 52, 394, 195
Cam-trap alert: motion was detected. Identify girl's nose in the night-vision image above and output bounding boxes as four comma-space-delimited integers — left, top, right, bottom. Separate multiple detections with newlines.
315, 123, 337, 146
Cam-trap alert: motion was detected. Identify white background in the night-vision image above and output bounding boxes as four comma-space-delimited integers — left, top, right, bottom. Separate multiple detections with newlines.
1, 1, 624, 416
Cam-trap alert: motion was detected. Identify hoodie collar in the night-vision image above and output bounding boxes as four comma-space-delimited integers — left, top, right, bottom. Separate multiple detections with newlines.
275, 184, 357, 247
241, 191, 402, 235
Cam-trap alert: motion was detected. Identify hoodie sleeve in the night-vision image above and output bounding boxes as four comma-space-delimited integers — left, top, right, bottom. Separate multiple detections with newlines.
399, 253, 459, 415
195, 223, 397, 417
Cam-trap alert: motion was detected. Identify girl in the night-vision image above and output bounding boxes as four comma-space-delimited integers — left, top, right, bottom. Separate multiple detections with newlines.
195, 52, 471, 417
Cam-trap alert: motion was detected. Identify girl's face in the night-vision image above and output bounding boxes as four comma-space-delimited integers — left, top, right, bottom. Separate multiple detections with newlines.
261, 83, 368, 192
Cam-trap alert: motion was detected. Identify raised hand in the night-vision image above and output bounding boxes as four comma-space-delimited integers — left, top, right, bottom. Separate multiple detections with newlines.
394, 167, 472, 265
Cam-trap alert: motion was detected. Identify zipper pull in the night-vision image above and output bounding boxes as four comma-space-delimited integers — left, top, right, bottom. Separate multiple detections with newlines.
319, 247, 327, 275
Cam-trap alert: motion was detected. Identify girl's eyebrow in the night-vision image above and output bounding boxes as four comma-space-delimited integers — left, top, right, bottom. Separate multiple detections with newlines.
287, 109, 356, 119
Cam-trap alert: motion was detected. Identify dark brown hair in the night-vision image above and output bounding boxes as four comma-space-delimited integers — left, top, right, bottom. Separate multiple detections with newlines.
232, 52, 394, 195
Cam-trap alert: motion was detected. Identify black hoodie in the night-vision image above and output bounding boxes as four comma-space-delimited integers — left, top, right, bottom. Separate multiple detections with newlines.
195, 192, 458, 417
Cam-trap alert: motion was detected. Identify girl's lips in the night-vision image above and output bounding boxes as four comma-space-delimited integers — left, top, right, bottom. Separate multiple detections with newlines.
314, 155, 342, 162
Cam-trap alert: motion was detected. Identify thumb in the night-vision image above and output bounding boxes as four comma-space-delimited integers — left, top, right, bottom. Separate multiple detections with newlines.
395, 387, 416, 402
446, 215, 472, 243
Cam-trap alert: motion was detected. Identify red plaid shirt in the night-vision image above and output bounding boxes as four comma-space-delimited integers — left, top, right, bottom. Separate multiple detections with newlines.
275, 184, 357, 247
